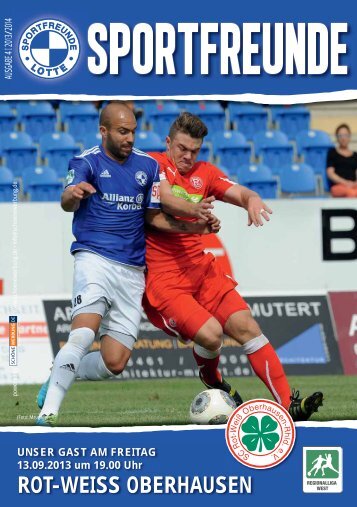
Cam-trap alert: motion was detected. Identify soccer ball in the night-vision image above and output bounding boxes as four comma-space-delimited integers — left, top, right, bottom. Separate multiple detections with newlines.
189, 389, 236, 425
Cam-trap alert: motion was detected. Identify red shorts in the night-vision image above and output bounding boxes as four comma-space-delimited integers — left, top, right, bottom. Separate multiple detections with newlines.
143, 254, 248, 341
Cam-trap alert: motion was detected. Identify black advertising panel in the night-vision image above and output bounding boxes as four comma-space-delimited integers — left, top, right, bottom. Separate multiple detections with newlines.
43, 295, 343, 379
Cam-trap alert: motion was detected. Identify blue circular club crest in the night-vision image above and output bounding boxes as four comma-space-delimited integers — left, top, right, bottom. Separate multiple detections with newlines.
19, 19, 80, 79
135, 171, 148, 186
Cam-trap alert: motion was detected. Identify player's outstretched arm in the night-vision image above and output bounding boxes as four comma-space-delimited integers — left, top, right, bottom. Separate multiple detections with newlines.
61, 182, 96, 212
222, 184, 272, 227
160, 179, 215, 220
145, 209, 220, 234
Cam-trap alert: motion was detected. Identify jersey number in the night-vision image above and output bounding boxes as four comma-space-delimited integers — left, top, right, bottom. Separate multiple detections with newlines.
151, 182, 160, 203
73, 295, 82, 307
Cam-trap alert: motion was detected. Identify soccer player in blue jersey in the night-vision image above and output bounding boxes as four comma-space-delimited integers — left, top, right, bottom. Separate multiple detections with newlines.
37, 102, 217, 426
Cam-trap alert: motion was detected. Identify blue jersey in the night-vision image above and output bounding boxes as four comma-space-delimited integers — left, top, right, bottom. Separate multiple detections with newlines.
65, 145, 160, 268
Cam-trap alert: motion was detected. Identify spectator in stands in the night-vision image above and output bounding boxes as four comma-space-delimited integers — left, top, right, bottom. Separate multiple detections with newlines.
327, 124, 357, 197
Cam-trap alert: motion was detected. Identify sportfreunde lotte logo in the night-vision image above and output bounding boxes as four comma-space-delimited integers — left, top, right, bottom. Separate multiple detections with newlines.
19, 19, 80, 79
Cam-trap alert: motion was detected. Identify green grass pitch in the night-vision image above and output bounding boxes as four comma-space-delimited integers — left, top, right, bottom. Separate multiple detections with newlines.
1, 375, 356, 426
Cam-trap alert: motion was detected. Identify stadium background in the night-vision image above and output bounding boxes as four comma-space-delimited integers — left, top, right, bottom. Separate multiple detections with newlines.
0, 100, 356, 423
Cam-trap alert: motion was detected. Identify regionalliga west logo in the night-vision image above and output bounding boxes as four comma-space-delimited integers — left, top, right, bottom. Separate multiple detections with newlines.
225, 399, 296, 469
303, 447, 343, 493
19, 19, 80, 79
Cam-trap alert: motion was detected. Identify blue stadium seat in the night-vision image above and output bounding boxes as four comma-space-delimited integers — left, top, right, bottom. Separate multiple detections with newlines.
24, 166, 63, 201
188, 103, 226, 139
228, 104, 268, 141
279, 163, 317, 196
296, 130, 333, 191
135, 100, 159, 113
212, 131, 251, 172
0, 132, 37, 177
135, 101, 159, 126
269, 105, 282, 123
131, 100, 157, 129
146, 102, 181, 137
17, 102, 57, 142
253, 130, 294, 173
135, 131, 164, 152
59, 102, 79, 118
177, 101, 197, 111
60, 103, 98, 142
22, 165, 46, 193
273, 106, 310, 140
254, 130, 290, 153
82, 132, 101, 150
0, 167, 14, 202
60, 101, 96, 116
237, 164, 278, 199
199, 142, 211, 162
40, 132, 79, 177
0, 104, 17, 134
6, 101, 22, 109
134, 110, 144, 131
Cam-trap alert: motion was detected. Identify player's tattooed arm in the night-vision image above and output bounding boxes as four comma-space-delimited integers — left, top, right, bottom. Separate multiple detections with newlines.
222, 185, 273, 227
160, 179, 215, 221
61, 182, 96, 212
145, 209, 220, 234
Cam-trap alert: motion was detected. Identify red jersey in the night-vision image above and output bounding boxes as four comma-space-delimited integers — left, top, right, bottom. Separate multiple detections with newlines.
145, 152, 235, 273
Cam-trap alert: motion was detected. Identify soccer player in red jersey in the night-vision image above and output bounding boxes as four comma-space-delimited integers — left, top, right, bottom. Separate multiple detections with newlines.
143, 112, 323, 421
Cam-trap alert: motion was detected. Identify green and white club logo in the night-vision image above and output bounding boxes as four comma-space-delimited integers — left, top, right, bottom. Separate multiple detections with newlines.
303, 447, 343, 493
226, 399, 295, 469
241, 414, 280, 453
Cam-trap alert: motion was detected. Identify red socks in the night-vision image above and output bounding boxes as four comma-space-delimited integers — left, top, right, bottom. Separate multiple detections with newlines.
244, 336, 291, 409
193, 335, 291, 410
193, 344, 222, 385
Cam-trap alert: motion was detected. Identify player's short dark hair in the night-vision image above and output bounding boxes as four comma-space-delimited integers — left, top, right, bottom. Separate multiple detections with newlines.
335, 123, 351, 136
169, 112, 208, 140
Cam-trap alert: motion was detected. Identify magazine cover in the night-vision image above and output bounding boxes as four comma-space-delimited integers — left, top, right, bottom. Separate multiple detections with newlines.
0, 1, 356, 505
